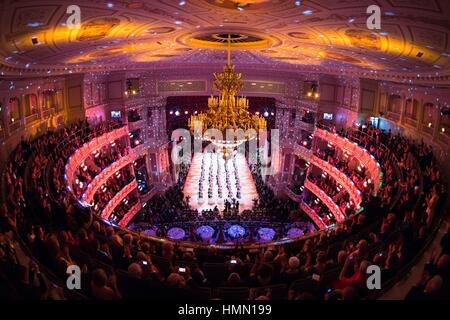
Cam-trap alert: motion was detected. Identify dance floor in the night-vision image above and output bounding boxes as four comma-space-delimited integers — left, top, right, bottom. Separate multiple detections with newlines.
183, 152, 259, 213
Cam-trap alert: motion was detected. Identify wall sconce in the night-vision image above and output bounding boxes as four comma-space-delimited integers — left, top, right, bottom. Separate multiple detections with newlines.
124, 79, 137, 97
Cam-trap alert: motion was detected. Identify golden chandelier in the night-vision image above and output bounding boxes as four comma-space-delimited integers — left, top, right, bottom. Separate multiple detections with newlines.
188, 34, 267, 145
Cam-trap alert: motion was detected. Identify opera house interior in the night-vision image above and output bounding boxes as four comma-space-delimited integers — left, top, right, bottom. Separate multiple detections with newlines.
0, 0, 450, 304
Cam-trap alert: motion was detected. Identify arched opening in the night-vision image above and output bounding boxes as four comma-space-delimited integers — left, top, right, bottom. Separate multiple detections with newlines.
387, 95, 401, 114
422, 102, 436, 133
405, 98, 419, 120
24, 93, 39, 117
43, 90, 56, 110
8, 97, 21, 124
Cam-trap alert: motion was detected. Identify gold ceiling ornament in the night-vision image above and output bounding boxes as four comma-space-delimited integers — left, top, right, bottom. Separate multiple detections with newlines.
188, 34, 267, 146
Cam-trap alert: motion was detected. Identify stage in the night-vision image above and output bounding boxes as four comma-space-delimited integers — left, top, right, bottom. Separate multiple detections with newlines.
183, 152, 259, 213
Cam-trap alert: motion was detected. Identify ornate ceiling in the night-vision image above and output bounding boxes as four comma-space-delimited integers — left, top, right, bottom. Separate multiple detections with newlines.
0, 0, 449, 83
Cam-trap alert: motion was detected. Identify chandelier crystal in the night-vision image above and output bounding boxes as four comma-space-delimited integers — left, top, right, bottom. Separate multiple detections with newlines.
188, 34, 267, 149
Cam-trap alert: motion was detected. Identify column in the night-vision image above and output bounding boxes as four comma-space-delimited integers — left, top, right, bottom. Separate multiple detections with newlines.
433, 105, 442, 141
399, 95, 406, 125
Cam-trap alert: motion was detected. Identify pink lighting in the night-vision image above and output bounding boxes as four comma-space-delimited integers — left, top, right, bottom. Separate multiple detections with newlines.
183, 152, 258, 213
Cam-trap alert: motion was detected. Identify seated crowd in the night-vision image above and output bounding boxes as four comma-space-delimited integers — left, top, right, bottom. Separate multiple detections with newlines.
72, 141, 128, 198
0, 121, 448, 300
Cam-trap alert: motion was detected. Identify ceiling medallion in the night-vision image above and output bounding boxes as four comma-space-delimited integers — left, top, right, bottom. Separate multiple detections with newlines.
178, 29, 280, 50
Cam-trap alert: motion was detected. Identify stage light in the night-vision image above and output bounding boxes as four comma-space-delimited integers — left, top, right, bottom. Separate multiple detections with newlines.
175, 110, 180, 116
307, 92, 312, 97
442, 127, 446, 133
264, 111, 269, 117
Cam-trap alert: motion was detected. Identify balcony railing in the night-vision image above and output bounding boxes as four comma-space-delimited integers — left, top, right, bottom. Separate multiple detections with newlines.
300, 202, 327, 230
284, 186, 302, 202
118, 202, 143, 227
310, 155, 362, 208
24, 113, 39, 124
65, 125, 129, 188
304, 178, 345, 222
100, 180, 138, 219
314, 127, 382, 194
286, 141, 313, 161
80, 146, 146, 205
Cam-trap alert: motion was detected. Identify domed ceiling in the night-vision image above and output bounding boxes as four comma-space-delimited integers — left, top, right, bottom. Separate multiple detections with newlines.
0, 0, 449, 82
